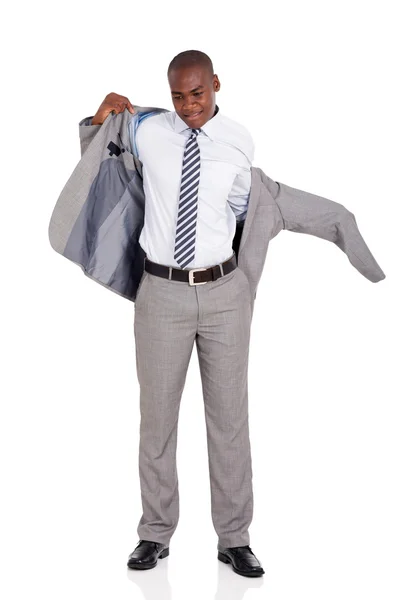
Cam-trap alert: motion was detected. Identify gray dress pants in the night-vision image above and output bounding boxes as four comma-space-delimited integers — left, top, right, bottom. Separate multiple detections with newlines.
133, 253, 254, 548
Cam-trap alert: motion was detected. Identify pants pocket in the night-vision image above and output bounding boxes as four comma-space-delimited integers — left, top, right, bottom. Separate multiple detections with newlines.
135, 271, 148, 304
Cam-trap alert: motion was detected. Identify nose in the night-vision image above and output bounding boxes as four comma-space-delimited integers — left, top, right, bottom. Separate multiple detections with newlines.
183, 102, 200, 111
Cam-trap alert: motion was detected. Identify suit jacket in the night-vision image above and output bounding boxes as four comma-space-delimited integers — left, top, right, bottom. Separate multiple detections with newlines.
48, 105, 386, 314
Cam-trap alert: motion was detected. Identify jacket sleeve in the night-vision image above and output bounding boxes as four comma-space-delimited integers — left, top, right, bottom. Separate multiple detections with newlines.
78, 115, 102, 157
262, 173, 386, 283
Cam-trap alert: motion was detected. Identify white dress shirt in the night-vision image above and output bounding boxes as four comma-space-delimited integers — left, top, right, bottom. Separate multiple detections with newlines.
130, 104, 254, 268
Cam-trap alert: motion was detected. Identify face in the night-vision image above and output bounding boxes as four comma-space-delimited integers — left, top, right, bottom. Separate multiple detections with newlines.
168, 65, 220, 128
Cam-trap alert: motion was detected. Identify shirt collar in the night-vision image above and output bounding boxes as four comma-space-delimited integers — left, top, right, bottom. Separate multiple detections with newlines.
173, 104, 221, 141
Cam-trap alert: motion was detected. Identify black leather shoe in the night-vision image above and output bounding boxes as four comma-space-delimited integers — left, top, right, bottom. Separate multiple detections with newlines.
217, 543, 265, 577
127, 539, 169, 570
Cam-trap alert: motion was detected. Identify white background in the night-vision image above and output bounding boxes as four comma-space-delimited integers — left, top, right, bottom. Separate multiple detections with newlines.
2, 1, 399, 599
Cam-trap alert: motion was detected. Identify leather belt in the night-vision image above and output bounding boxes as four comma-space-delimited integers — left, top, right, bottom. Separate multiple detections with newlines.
143, 253, 237, 286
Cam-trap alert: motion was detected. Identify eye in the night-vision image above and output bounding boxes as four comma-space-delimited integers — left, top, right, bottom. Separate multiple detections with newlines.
194, 92, 203, 96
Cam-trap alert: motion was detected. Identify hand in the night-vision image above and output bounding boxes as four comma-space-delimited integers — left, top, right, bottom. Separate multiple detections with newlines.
92, 92, 135, 125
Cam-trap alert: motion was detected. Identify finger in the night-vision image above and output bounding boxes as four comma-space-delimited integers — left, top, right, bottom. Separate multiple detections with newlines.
119, 101, 133, 114
119, 97, 133, 112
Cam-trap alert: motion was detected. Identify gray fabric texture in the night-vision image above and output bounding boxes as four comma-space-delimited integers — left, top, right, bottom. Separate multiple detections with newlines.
134, 255, 253, 547
48, 105, 386, 305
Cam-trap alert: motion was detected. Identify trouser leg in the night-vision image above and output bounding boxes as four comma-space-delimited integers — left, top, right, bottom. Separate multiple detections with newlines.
133, 271, 197, 545
195, 266, 254, 548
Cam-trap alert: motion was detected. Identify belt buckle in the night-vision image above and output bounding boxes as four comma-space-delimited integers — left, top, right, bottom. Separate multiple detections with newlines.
188, 267, 208, 286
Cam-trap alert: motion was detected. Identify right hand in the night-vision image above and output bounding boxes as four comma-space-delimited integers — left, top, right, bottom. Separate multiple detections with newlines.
92, 93, 135, 125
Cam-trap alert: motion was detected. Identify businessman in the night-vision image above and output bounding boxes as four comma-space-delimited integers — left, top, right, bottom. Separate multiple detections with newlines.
48, 40, 386, 577
88, 49, 264, 577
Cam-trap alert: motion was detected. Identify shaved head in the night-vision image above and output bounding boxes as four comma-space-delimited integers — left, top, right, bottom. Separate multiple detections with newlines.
167, 49, 214, 81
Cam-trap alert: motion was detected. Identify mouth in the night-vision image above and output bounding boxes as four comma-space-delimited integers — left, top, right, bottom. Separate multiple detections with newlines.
184, 110, 203, 120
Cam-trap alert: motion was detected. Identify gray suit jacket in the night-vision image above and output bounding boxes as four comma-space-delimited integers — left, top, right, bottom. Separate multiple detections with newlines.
48, 105, 386, 312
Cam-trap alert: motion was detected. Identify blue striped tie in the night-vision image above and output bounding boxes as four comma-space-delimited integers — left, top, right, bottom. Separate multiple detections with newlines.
173, 127, 202, 269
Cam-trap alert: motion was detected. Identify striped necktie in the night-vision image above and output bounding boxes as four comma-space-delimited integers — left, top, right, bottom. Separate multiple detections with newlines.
173, 127, 202, 269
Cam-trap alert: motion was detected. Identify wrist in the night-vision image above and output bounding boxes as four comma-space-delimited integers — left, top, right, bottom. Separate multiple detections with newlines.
91, 113, 104, 125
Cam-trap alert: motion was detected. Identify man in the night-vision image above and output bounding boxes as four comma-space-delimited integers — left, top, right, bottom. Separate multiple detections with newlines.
88, 49, 264, 577
52, 48, 384, 578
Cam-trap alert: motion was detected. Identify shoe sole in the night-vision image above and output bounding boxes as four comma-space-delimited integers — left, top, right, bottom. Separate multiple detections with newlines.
217, 551, 264, 577
127, 547, 169, 570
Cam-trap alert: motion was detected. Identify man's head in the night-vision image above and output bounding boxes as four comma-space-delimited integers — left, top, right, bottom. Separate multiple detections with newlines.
167, 50, 220, 129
